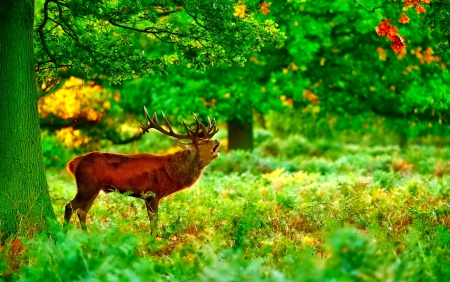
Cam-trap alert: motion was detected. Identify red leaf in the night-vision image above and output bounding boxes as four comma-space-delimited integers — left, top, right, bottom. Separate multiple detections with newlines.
399, 13, 410, 24
375, 19, 391, 36
415, 4, 426, 14
260, 2, 270, 15
387, 25, 399, 41
391, 36, 406, 53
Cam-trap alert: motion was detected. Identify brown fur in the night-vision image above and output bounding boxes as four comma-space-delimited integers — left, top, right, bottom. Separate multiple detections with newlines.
64, 139, 220, 230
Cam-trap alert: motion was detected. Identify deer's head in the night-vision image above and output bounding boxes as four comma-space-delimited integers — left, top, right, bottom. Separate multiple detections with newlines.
141, 107, 220, 165
179, 138, 220, 164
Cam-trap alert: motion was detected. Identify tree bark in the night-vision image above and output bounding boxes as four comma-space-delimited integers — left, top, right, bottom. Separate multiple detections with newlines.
0, 0, 56, 237
227, 112, 254, 151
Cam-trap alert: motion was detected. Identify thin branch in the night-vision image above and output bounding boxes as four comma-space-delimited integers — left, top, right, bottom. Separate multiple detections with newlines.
37, 0, 56, 62
152, 33, 175, 44
43, 23, 60, 35
109, 18, 190, 37
39, 117, 101, 130
54, 0, 69, 8
36, 64, 72, 71
47, 17, 104, 64
156, 7, 182, 17
37, 78, 62, 98
54, 0, 77, 35
184, 7, 212, 31
109, 133, 143, 145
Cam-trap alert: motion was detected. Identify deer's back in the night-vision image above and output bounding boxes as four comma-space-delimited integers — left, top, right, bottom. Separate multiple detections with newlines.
71, 152, 176, 196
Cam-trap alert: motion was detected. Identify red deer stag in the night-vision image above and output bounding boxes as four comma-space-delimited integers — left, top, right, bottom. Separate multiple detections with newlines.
64, 107, 220, 230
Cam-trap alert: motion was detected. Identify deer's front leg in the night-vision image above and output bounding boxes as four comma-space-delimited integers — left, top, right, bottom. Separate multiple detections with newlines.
145, 196, 160, 233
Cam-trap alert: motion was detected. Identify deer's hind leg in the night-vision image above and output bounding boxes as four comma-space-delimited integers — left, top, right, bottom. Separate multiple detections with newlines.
145, 196, 160, 234
77, 193, 99, 230
64, 181, 101, 229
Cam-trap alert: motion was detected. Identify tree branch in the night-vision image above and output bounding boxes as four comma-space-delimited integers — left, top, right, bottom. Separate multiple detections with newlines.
37, 0, 56, 62
108, 18, 190, 37
156, 6, 183, 17
37, 78, 67, 99
184, 7, 212, 31
39, 116, 101, 130
47, 17, 103, 65
108, 133, 143, 145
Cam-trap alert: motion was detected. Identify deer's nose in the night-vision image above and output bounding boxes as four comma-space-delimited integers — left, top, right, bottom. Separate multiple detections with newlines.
215, 140, 220, 145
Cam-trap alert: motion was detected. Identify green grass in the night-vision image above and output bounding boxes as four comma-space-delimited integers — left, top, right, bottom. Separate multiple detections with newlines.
2, 137, 450, 281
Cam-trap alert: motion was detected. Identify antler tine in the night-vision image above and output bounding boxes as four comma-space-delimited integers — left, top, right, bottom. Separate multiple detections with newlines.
141, 106, 152, 133
192, 113, 208, 134
141, 107, 192, 140
151, 112, 158, 122
144, 106, 151, 120
204, 118, 219, 139
161, 111, 175, 134
141, 107, 219, 140
206, 117, 215, 135
181, 118, 194, 137
191, 113, 201, 138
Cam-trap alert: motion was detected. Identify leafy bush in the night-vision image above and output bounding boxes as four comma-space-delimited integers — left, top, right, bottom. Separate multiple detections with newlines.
16, 223, 164, 282
18, 125, 450, 281
41, 131, 78, 169
253, 129, 274, 147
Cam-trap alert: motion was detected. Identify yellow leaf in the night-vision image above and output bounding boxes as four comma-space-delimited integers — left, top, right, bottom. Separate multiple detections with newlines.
233, 5, 247, 19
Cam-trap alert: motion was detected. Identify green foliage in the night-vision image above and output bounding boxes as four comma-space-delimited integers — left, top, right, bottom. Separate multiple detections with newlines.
324, 228, 379, 280
36, 0, 450, 151
261, 135, 314, 157
260, 0, 450, 135
18, 223, 151, 281
5, 137, 450, 280
422, 0, 450, 53
13, 0, 450, 279
41, 131, 76, 169
99, 0, 450, 143
34, 0, 285, 84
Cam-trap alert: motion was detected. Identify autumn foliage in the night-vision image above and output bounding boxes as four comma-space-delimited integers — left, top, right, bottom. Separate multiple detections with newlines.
375, 19, 406, 53
403, 0, 430, 13
375, 0, 431, 52
38, 77, 112, 147
38, 77, 108, 123
260, 2, 270, 15
399, 13, 410, 24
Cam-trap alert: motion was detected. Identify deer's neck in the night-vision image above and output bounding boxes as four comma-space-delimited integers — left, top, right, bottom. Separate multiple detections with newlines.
165, 150, 207, 188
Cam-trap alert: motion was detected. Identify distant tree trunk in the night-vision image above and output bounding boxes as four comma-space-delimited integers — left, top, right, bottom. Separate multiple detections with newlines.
398, 133, 408, 149
253, 109, 266, 129
227, 111, 253, 151
0, 0, 55, 237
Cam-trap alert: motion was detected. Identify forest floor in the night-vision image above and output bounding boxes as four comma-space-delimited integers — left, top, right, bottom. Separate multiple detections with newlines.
3, 137, 450, 281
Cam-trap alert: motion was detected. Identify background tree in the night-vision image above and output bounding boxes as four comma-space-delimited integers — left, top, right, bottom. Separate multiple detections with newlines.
0, 0, 284, 237
357, 0, 449, 53
115, 58, 288, 151
100, 0, 449, 152
264, 0, 449, 142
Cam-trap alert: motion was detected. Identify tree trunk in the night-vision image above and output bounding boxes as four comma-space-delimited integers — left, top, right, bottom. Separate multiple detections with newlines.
0, 1, 56, 237
227, 112, 253, 151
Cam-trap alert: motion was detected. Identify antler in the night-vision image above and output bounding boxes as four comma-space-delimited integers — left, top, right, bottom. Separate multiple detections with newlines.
141, 107, 219, 140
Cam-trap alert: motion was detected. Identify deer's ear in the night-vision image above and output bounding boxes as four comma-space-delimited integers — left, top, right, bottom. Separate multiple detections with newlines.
177, 142, 190, 149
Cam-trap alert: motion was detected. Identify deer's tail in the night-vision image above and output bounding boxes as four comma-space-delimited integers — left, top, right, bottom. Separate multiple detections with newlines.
67, 156, 83, 175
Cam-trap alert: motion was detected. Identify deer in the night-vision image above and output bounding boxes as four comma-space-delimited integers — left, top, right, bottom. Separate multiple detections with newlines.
64, 107, 220, 230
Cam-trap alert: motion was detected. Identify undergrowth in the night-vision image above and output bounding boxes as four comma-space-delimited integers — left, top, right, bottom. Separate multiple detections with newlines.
2, 136, 450, 281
